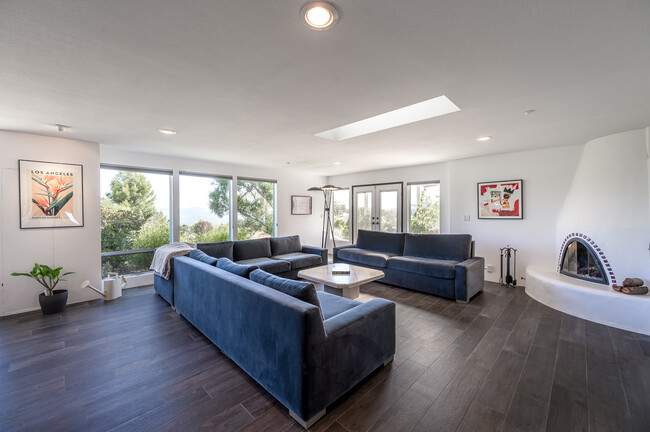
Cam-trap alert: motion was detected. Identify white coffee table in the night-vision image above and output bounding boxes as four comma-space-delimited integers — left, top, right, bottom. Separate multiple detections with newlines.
297, 264, 385, 299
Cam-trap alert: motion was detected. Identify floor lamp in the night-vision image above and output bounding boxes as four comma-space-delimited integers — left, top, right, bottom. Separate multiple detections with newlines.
308, 185, 339, 249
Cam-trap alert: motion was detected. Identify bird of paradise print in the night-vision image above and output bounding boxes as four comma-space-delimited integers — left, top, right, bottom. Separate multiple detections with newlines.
31, 174, 73, 216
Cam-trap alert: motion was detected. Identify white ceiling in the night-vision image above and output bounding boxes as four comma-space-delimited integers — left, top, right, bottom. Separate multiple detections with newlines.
0, 0, 648, 175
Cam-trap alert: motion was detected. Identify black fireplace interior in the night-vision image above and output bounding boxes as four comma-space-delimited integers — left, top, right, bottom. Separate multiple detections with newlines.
560, 238, 608, 284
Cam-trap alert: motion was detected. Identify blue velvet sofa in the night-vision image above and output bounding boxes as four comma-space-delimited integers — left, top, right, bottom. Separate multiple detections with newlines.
334, 230, 484, 302
166, 255, 396, 428
154, 235, 327, 306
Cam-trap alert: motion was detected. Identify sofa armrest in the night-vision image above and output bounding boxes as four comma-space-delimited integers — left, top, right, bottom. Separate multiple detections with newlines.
333, 243, 356, 262
304, 298, 395, 418
454, 257, 485, 302
301, 245, 328, 265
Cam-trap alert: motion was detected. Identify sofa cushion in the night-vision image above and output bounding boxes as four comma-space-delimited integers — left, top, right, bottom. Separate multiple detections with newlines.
250, 269, 324, 320
233, 238, 272, 261
356, 230, 405, 255
237, 257, 291, 274
337, 248, 393, 268
271, 252, 321, 270
317, 291, 361, 320
387, 256, 459, 279
403, 234, 472, 261
197, 241, 234, 260
189, 249, 218, 265
216, 257, 258, 278
270, 235, 302, 256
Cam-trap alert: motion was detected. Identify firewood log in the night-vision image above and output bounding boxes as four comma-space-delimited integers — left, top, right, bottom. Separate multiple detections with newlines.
623, 278, 644, 287
621, 286, 648, 295
612, 285, 622, 292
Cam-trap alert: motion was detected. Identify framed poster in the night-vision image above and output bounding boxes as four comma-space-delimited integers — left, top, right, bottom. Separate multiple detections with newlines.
19, 159, 84, 228
477, 179, 523, 219
291, 195, 312, 215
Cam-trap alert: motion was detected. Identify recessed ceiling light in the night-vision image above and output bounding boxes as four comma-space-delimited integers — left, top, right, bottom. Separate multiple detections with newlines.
301, 2, 339, 30
315, 95, 460, 141
477, 136, 492, 141
158, 129, 177, 135
524, 109, 535, 115
333, 162, 341, 165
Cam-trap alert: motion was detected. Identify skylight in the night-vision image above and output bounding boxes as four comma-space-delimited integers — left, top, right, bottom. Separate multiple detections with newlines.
315, 95, 460, 141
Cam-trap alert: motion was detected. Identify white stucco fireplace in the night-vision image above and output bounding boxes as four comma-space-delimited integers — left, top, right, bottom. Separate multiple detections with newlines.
525, 128, 650, 335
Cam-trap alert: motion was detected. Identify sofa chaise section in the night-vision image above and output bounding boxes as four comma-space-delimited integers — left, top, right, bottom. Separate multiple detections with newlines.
171, 256, 395, 428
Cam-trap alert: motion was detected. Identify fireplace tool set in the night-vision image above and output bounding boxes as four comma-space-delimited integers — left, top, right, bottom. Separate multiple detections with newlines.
500, 245, 517, 287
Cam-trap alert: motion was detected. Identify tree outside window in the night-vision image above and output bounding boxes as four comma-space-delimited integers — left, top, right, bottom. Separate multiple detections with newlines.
209, 179, 275, 240
409, 183, 440, 234
100, 169, 171, 276
332, 189, 350, 241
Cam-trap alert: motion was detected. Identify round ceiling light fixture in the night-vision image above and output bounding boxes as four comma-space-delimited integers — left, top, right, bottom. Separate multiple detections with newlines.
158, 128, 177, 135
301, 2, 339, 30
477, 136, 492, 141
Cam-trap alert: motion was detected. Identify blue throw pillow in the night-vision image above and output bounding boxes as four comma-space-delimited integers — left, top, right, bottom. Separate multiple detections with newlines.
250, 269, 324, 320
189, 249, 218, 266
217, 257, 258, 278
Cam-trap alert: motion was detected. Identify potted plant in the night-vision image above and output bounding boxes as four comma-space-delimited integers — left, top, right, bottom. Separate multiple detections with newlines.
11, 264, 74, 315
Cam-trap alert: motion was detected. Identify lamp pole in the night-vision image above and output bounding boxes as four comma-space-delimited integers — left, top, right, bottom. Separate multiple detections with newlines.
308, 185, 339, 249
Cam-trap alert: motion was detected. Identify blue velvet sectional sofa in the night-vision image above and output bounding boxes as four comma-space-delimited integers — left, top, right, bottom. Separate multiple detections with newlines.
334, 230, 484, 302
154, 235, 327, 306
156, 255, 396, 428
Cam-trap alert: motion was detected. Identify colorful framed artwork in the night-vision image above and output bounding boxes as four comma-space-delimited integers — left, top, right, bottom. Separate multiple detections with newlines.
291, 195, 312, 215
477, 179, 523, 219
19, 159, 84, 228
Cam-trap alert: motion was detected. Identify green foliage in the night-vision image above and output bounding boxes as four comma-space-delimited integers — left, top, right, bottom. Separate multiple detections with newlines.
180, 221, 229, 243
332, 200, 349, 240
101, 198, 146, 252
106, 172, 157, 220
130, 213, 171, 269
210, 179, 273, 239
11, 263, 74, 296
410, 189, 440, 234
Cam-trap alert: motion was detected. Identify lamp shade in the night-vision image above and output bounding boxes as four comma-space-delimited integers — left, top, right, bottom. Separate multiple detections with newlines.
321, 184, 339, 191
307, 186, 323, 192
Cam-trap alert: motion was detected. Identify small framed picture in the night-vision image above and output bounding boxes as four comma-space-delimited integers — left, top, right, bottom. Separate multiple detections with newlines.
291, 195, 312, 215
19, 159, 84, 228
477, 179, 523, 219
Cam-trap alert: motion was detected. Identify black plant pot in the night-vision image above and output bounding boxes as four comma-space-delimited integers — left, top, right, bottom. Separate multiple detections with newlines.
39, 289, 68, 315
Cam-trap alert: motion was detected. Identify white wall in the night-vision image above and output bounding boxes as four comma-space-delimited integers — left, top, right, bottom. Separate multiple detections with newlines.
0, 131, 102, 316
100, 147, 327, 248
328, 145, 584, 285
556, 129, 650, 283
449, 146, 583, 284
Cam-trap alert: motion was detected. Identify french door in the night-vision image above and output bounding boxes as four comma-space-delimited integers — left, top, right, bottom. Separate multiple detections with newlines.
352, 183, 402, 242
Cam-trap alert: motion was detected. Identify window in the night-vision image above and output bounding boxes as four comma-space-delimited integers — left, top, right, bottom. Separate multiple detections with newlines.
236, 178, 276, 240
332, 189, 350, 241
100, 167, 171, 276
407, 182, 440, 234
179, 173, 231, 243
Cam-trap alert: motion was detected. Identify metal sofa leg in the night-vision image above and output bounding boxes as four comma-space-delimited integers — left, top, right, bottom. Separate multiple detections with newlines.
456, 299, 469, 304
383, 355, 395, 366
290, 409, 326, 429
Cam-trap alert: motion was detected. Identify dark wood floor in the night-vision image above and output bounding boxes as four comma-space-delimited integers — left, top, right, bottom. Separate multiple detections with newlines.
1, 282, 648, 432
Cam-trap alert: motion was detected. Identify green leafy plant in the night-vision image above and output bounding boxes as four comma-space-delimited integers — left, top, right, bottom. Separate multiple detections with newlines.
11, 264, 74, 296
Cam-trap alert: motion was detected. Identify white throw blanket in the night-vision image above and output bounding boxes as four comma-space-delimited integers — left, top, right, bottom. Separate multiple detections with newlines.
150, 242, 197, 279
